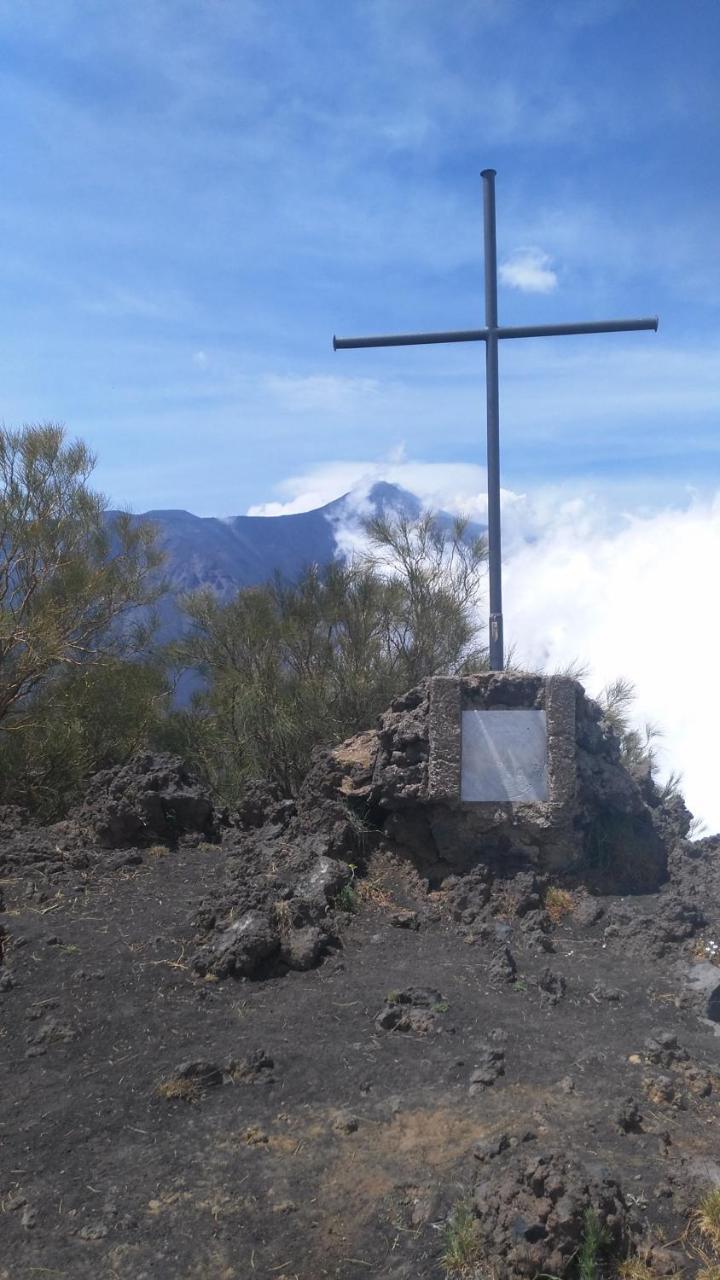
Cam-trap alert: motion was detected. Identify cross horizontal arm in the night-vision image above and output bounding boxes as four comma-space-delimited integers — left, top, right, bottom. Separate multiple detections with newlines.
333, 328, 487, 349
333, 316, 658, 350
497, 316, 658, 340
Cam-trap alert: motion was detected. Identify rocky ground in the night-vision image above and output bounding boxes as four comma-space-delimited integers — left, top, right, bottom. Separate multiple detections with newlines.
2, 698, 720, 1279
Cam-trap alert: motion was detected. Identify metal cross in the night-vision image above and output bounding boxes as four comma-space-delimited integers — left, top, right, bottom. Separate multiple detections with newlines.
333, 168, 658, 671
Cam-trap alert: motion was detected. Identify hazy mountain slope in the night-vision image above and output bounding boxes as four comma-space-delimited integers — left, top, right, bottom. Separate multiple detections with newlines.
104, 482, 439, 646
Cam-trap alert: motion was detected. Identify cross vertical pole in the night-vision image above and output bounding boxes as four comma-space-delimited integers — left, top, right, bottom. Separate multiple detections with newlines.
333, 171, 658, 675
482, 168, 503, 671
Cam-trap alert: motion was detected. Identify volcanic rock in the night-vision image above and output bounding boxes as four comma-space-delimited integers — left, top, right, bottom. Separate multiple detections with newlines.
77, 753, 217, 848
471, 1147, 636, 1279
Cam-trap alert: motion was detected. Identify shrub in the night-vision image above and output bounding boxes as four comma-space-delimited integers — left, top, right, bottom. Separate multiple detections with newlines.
175, 512, 487, 800
0, 423, 166, 817
0, 424, 162, 724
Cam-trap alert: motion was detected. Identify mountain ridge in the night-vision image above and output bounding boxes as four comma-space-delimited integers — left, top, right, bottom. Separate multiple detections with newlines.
105, 481, 481, 647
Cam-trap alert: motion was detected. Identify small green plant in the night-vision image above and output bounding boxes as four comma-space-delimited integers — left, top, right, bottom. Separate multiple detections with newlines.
433, 1001, 450, 1013
342, 805, 376, 850
333, 884, 358, 914
441, 1199, 483, 1277
577, 1208, 611, 1280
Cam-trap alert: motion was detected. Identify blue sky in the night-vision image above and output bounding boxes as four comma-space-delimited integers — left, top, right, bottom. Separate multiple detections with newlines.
1, 0, 719, 516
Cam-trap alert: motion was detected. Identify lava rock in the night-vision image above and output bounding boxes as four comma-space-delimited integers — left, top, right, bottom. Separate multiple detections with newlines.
489, 945, 517, 984
280, 925, 326, 971
390, 910, 420, 930
375, 987, 447, 1034
537, 968, 566, 1007
78, 753, 217, 848
469, 1044, 506, 1092
472, 1148, 636, 1279
193, 910, 279, 979
616, 1098, 643, 1134
175, 1060, 224, 1088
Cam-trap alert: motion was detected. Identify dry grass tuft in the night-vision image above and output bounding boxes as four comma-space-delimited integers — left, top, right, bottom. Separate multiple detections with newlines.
148, 843, 170, 858
355, 877, 395, 910
156, 1077, 200, 1103
695, 1189, 720, 1251
492, 886, 520, 921
273, 900, 292, 933
693, 939, 720, 966
244, 1126, 269, 1146
545, 886, 574, 925
618, 1259, 659, 1279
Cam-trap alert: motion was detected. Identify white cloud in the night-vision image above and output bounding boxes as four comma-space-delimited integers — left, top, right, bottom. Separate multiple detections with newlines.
251, 455, 720, 832
246, 458, 492, 518
504, 494, 720, 832
500, 247, 558, 293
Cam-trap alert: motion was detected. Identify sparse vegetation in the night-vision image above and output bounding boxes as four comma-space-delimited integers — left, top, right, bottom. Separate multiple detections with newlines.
355, 876, 395, 909
156, 1077, 200, 1103
577, 1208, 611, 1280
272, 900, 292, 934
332, 884, 358, 914
694, 938, 720, 965
598, 678, 662, 776
617, 1258, 658, 1279
694, 1189, 720, 1251
441, 1200, 484, 1277
545, 886, 574, 924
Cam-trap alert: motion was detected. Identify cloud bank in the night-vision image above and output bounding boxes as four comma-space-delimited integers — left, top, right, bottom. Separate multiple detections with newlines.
251, 458, 720, 832
503, 493, 720, 833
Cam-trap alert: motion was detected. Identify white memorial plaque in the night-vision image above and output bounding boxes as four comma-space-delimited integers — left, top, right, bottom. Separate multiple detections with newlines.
461, 709, 548, 802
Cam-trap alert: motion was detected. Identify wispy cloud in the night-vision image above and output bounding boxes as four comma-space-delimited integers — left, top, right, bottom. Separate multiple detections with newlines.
263, 374, 381, 414
500, 248, 558, 293
81, 287, 185, 320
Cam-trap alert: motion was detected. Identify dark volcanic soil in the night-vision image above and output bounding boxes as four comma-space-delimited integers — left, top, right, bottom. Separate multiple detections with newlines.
2, 753, 720, 1279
